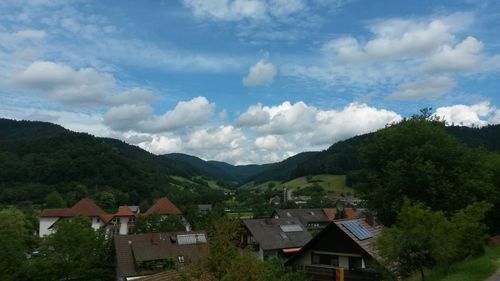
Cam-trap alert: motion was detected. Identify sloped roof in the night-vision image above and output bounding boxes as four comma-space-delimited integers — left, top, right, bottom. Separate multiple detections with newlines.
40, 198, 105, 217
40, 208, 73, 217
114, 232, 208, 278
333, 219, 382, 258
145, 197, 182, 215
70, 198, 106, 216
286, 218, 382, 266
243, 218, 312, 251
116, 206, 136, 217
273, 208, 330, 226
323, 208, 336, 221
345, 208, 357, 220
99, 214, 115, 224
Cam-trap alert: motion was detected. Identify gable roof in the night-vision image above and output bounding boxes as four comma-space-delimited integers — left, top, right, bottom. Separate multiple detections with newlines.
273, 208, 330, 226
116, 206, 136, 217
333, 219, 381, 258
114, 231, 208, 278
243, 218, 312, 251
145, 197, 182, 215
40, 198, 105, 217
70, 198, 106, 216
285, 218, 382, 265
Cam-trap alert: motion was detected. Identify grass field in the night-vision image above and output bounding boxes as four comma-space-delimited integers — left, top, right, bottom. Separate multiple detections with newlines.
244, 174, 354, 197
406, 245, 500, 281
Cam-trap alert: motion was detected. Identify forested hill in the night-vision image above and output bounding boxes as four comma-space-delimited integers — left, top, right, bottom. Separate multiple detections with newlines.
163, 152, 319, 185
0, 118, 221, 207
290, 124, 500, 178
162, 153, 273, 184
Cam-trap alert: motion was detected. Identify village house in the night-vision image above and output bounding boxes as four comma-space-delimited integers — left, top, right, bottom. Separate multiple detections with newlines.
241, 217, 312, 261
115, 231, 209, 281
39, 198, 137, 237
39, 197, 184, 237
286, 218, 382, 281
272, 207, 359, 231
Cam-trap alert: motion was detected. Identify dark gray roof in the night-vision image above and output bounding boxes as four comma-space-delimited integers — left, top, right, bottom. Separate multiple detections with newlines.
273, 208, 330, 226
243, 218, 312, 250
114, 231, 209, 278
334, 219, 382, 259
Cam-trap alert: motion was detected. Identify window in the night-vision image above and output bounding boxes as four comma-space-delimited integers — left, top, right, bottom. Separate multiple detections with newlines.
312, 253, 339, 267
177, 255, 185, 263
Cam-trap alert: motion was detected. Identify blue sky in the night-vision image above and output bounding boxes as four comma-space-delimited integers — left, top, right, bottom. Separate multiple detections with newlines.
0, 0, 499, 164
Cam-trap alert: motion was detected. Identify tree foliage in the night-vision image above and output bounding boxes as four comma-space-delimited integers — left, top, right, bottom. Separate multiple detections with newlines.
133, 214, 185, 233
376, 201, 492, 280
28, 216, 113, 281
357, 117, 500, 226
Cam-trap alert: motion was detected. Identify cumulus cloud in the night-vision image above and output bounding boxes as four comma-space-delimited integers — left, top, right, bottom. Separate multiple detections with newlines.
390, 76, 455, 100
433, 102, 497, 127
421, 36, 483, 72
104, 96, 215, 133
12, 60, 154, 106
237, 101, 402, 145
242, 59, 277, 87
283, 13, 497, 95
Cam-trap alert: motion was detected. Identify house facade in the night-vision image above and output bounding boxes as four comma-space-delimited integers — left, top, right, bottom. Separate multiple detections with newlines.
286, 218, 382, 281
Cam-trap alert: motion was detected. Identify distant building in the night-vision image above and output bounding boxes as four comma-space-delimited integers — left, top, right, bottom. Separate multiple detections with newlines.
145, 197, 190, 231
268, 195, 281, 205
39, 198, 137, 237
39, 196, 185, 237
197, 204, 212, 215
273, 208, 361, 232
115, 231, 209, 281
241, 218, 312, 261
286, 218, 382, 281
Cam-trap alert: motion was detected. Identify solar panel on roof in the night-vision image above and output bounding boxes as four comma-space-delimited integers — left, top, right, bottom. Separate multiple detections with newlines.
280, 224, 303, 232
176, 233, 207, 245
342, 221, 373, 240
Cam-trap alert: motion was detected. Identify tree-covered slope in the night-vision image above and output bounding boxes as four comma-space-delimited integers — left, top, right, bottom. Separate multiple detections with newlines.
289, 124, 500, 179
162, 153, 271, 184
0, 118, 214, 207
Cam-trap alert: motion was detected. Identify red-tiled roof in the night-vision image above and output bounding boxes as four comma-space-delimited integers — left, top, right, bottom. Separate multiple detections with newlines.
116, 206, 135, 217
99, 214, 115, 224
345, 207, 356, 220
323, 208, 336, 221
145, 197, 182, 215
40, 198, 105, 217
70, 198, 106, 216
40, 208, 73, 217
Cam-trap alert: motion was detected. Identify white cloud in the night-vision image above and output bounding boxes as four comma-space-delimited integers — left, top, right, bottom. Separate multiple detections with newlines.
390, 76, 455, 100
235, 103, 270, 126
15, 29, 46, 40
433, 102, 496, 127
12, 60, 154, 106
255, 134, 292, 150
237, 101, 402, 145
421, 36, 483, 72
182, 0, 305, 22
283, 13, 498, 95
104, 96, 215, 133
242, 59, 277, 86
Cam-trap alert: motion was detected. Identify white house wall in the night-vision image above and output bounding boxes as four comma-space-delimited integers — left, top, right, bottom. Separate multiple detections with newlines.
39, 217, 58, 237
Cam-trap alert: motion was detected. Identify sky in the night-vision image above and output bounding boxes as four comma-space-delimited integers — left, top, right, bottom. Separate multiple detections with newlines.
0, 0, 499, 164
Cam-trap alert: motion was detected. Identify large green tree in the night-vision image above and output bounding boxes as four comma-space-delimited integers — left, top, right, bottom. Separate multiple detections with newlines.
358, 115, 499, 226
376, 201, 491, 281
28, 216, 113, 281
0, 208, 34, 281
